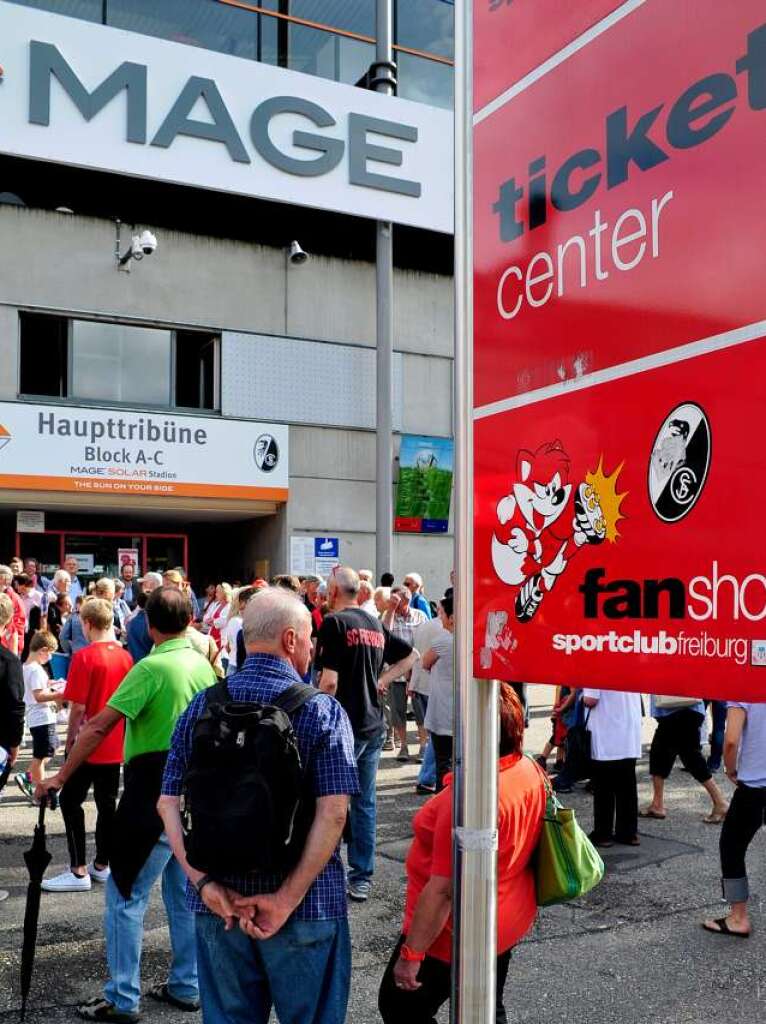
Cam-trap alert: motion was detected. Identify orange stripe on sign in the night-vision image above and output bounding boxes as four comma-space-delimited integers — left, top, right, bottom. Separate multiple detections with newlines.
0, 474, 289, 502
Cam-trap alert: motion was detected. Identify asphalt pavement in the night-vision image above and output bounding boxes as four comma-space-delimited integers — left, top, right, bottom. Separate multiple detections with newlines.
1, 685, 764, 1024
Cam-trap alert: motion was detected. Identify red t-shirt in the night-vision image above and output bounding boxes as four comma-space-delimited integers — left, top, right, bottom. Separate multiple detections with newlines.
403, 753, 545, 962
64, 642, 133, 764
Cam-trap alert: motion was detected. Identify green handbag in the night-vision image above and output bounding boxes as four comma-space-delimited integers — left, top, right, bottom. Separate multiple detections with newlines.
530, 762, 605, 907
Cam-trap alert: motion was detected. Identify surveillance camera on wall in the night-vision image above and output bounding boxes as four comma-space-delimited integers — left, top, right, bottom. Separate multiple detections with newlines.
138, 230, 158, 256
116, 221, 158, 270
288, 240, 308, 266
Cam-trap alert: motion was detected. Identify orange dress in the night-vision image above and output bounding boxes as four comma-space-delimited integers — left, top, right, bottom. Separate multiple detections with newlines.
402, 752, 545, 962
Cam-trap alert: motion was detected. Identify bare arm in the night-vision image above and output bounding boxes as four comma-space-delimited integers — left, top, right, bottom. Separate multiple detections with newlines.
420, 647, 440, 672
235, 794, 349, 939
318, 668, 338, 697
33, 687, 64, 704
393, 875, 452, 991
378, 649, 419, 692
582, 695, 599, 708
723, 707, 746, 782
65, 702, 86, 754
35, 705, 124, 800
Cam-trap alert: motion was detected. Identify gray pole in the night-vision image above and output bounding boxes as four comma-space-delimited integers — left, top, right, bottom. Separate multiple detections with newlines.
452, 2, 500, 1022
373, 0, 395, 582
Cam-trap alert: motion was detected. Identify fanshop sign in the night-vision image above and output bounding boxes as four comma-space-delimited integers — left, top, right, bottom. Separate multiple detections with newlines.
473, 0, 766, 700
0, 4, 453, 233
0, 402, 288, 503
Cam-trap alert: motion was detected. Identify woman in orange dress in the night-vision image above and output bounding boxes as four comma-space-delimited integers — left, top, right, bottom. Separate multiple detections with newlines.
378, 684, 546, 1023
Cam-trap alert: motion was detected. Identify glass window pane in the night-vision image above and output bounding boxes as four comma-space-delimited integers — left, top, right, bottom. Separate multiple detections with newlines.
19, 313, 68, 398
4, 0, 102, 21
106, 0, 258, 59
396, 0, 454, 59
289, 1, 374, 36
397, 52, 453, 109
288, 23, 336, 80
338, 36, 374, 86
72, 321, 171, 406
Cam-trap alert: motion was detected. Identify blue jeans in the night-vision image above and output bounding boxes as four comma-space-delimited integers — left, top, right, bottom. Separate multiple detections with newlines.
195, 913, 351, 1024
104, 835, 198, 1013
348, 729, 385, 884
418, 739, 436, 788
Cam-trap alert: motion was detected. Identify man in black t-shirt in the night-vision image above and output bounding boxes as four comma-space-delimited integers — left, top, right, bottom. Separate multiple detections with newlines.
316, 567, 417, 902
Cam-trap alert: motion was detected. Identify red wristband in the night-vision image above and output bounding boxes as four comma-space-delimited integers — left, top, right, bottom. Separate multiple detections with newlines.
400, 943, 426, 962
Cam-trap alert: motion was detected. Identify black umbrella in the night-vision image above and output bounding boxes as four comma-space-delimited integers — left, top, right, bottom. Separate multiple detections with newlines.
20, 792, 57, 1021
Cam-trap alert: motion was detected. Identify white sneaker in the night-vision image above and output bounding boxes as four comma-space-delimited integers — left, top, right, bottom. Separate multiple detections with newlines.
42, 870, 92, 893
88, 863, 110, 883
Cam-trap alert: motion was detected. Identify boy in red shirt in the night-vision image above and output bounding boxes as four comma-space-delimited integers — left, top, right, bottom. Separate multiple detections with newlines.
43, 598, 133, 893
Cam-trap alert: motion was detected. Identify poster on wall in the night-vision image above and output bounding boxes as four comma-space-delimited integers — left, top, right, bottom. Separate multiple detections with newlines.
117, 548, 140, 574
395, 436, 454, 534
472, 0, 766, 699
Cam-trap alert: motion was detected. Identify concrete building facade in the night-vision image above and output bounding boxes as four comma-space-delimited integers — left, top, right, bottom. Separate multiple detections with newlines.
0, 0, 455, 596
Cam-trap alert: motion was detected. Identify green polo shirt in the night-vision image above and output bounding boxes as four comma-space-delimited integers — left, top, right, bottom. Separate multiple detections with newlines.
108, 637, 216, 763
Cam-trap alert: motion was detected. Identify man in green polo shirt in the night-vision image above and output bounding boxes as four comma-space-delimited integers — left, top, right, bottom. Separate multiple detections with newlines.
39, 587, 215, 1023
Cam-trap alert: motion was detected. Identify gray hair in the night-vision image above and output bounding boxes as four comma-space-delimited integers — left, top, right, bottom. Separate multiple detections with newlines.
405, 571, 424, 589
358, 570, 374, 582
0, 564, 11, 583
329, 566, 360, 597
358, 579, 375, 600
242, 587, 311, 646
0, 592, 12, 627
53, 569, 71, 586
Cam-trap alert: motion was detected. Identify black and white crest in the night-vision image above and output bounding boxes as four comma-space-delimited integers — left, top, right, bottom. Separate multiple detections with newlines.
254, 433, 279, 472
648, 403, 710, 523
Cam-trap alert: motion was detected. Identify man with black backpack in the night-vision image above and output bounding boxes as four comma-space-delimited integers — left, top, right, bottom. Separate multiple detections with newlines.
158, 587, 359, 1024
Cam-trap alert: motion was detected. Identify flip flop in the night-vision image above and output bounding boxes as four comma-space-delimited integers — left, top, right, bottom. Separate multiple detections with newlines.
639, 807, 666, 820
702, 811, 727, 824
702, 917, 750, 939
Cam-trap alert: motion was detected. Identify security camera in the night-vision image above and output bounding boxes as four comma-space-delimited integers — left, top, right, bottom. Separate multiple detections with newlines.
288, 240, 309, 266
139, 230, 158, 256
116, 221, 159, 269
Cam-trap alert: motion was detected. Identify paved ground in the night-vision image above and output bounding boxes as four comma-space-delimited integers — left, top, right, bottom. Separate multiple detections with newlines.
1, 685, 764, 1024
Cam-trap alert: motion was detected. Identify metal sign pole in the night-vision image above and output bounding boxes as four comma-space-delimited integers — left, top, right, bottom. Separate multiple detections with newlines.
452, 1, 500, 1022
373, 0, 395, 582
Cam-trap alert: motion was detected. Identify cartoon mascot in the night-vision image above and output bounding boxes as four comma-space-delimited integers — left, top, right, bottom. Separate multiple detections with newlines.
491, 440, 607, 622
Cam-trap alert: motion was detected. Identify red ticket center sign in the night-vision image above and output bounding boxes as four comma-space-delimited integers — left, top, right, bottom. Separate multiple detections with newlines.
472, 0, 766, 700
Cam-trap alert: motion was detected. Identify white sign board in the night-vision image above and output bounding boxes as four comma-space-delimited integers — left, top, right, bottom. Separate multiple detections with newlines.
0, 402, 288, 502
16, 510, 45, 533
0, 5, 453, 233
290, 536, 316, 576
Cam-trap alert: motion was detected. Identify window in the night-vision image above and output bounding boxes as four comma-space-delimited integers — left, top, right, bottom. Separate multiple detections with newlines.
106, 0, 258, 60
288, 0, 375, 36
19, 313, 68, 399
396, 0, 454, 59
71, 320, 172, 406
175, 331, 219, 410
4, 0, 102, 22
18, 313, 219, 411
397, 53, 454, 110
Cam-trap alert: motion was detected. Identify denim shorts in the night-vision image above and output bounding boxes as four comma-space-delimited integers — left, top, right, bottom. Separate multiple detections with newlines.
30, 723, 58, 760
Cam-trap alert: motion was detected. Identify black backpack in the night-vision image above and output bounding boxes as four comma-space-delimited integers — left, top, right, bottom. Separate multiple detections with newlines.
182, 679, 318, 877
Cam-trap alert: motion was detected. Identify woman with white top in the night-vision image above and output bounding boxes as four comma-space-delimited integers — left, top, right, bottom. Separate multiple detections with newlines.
203, 583, 232, 647
583, 688, 643, 848
422, 595, 454, 792
702, 702, 766, 938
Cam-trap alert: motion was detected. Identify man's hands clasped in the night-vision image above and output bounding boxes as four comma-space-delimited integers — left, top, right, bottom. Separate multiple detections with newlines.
200, 883, 295, 940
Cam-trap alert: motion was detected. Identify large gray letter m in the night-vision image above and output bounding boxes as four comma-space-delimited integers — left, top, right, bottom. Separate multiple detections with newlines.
29, 41, 147, 143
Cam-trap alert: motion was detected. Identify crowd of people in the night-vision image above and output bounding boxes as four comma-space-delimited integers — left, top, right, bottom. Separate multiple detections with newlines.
0, 554, 764, 1023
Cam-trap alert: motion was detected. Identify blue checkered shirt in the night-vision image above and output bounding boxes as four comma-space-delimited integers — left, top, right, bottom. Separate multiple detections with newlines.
162, 653, 359, 918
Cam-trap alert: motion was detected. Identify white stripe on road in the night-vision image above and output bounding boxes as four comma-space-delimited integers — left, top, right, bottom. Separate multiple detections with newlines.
473, 0, 647, 126
473, 318, 766, 420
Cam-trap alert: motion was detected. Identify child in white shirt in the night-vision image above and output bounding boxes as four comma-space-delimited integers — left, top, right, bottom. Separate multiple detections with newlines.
16, 631, 61, 802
